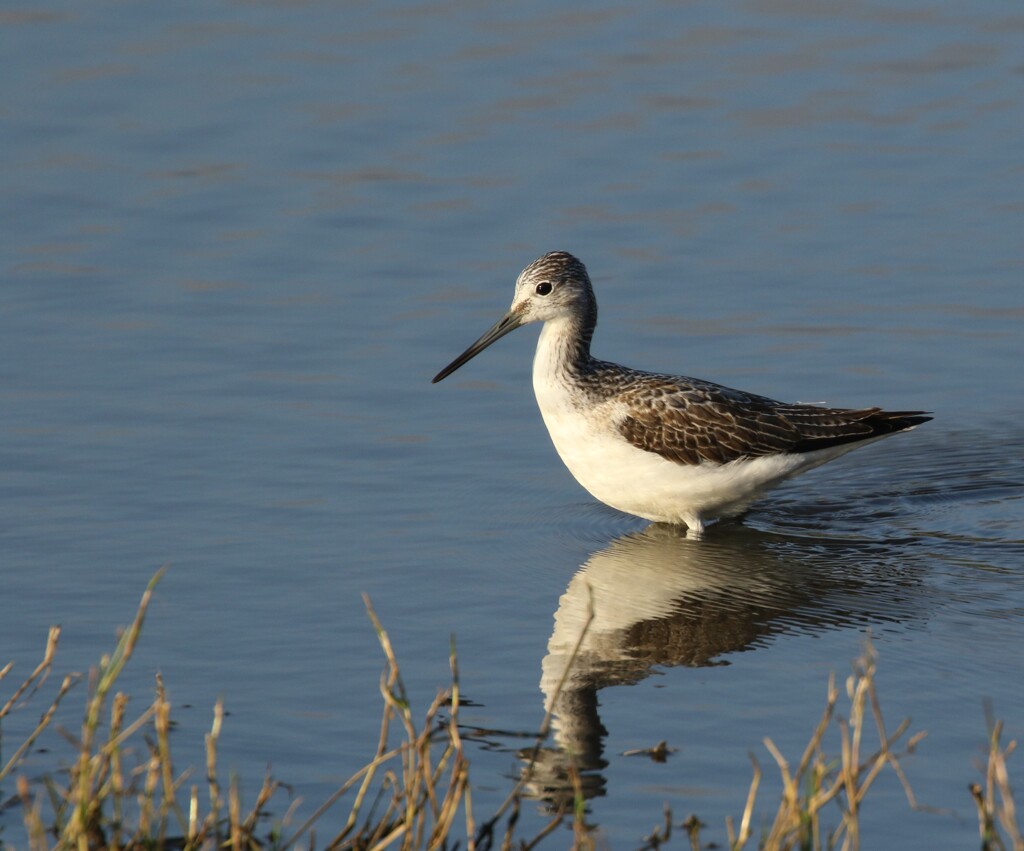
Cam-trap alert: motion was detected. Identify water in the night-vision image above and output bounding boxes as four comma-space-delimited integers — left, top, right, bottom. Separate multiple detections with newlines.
2, 1, 1022, 848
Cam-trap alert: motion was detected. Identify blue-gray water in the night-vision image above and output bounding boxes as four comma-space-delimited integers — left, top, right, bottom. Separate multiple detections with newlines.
2, 2, 1022, 848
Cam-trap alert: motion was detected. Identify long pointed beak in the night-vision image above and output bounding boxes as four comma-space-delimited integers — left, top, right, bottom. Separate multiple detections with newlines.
432, 310, 523, 383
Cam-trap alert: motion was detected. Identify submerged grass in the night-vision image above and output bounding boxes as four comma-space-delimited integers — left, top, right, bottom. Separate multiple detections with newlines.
1, 573, 1021, 851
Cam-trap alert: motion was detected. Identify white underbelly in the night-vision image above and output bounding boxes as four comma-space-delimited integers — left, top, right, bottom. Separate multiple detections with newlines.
536, 397, 857, 528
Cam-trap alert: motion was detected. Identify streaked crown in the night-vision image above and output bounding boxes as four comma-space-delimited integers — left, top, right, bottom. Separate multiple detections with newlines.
512, 251, 596, 326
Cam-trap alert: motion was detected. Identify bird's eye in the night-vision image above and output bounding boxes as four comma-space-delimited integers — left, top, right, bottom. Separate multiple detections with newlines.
535, 281, 553, 296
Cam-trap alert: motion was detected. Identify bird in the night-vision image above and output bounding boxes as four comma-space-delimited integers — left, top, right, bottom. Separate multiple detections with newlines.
432, 251, 930, 535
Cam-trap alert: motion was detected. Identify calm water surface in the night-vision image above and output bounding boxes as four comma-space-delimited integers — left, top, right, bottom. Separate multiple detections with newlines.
2, 2, 1022, 848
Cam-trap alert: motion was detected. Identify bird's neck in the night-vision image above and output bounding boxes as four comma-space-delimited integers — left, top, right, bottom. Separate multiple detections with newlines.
533, 312, 595, 389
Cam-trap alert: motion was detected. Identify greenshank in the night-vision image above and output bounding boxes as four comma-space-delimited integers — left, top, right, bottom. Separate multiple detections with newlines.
432, 251, 930, 535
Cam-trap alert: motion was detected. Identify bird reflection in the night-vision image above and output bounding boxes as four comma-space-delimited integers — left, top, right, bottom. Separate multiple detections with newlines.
518, 524, 923, 811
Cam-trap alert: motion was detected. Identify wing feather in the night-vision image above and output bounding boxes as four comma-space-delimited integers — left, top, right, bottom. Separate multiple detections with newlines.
611, 375, 929, 466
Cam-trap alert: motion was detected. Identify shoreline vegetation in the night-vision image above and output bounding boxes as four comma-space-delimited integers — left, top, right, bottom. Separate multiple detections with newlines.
1, 573, 1020, 851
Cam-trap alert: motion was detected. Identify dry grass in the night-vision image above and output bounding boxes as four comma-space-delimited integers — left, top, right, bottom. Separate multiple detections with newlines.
717, 644, 927, 851
2, 570, 279, 851
970, 713, 1023, 851
1, 573, 1020, 851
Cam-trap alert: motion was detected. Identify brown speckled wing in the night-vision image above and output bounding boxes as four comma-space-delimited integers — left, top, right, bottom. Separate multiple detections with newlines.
613, 376, 929, 466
